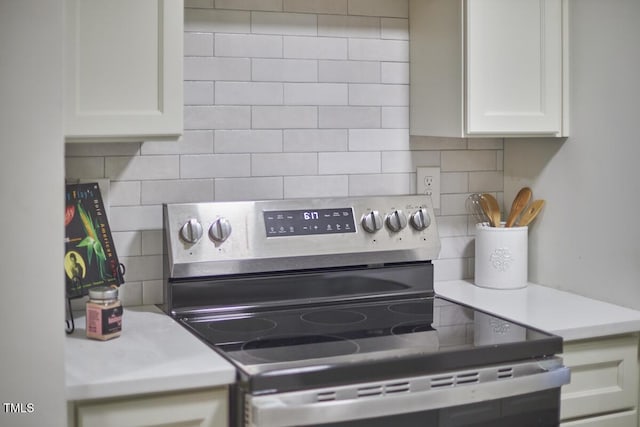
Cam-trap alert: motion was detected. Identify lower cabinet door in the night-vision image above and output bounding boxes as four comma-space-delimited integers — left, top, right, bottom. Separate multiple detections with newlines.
560, 334, 638, 426
560, 410, 637, 427
74, 387, 228, 427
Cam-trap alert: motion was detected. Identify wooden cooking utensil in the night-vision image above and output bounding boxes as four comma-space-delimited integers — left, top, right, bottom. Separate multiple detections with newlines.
480, 193, 501, 227
505, 187, 532, 227
518, 199, 545, 226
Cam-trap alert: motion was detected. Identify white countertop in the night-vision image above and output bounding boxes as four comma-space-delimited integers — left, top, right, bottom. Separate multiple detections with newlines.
65, 305, 236, 401
436, 280, 640, 341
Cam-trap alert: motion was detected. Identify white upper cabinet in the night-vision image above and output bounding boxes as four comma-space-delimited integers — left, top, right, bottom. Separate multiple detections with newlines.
65, 0, 183, 142
410, 0, 568, 138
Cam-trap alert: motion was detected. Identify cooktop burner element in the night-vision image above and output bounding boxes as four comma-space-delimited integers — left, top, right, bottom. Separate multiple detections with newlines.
241, 334, 360, 363
207, 317, 277, 334
301, 309, 367, 325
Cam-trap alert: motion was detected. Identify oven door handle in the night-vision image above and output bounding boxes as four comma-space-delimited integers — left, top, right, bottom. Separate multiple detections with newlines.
247, 364, 570, 427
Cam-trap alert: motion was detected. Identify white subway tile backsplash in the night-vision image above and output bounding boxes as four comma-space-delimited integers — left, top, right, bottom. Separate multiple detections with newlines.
441, 172, 469, 194
318, 15, 380, 39
284, 175, 349, 198
348, 173, 411, 195
380, 18, 408, 40
318, 60, 380, 83
319, 106, 380, 128
436, 215, 469, 238
284, 0, 347, 15
348, 0, 409, 18
215, 130, 283, 153
215, 177, 283, 200
441, 150, 498, 172
141, 179, 214, 204
181, 131, 215, 154
66, 141, 140, 157
142, 280, 164, 305
215, 33, 283, 58
348, 129, 409, 151
381, 106, 409, 128
433, 258, 469, 282
215, 0, 282, 12
283, 129, 348, 151
439, 236, 474, 259
252, 58, 318, 82
467, 138, 504, 150
185, 106, 251, 130
440, 193, 471, 216
410, 136, 468, 151
185, 8, 250, 33
112, 231, 142, 257
184, 57, 251, 81
184, 32, 214, 56
381, 150, 440, 173
469, 171, 503, 193
252, 106, 318, 128
119, 281, 143, 307
252, 153, 318, 176
284, 83, 348, 105
348, 39, 408, 61
284, 36, 347, 59
142, 230, 164, 256
252, 12, 317, 36
109, 181, 141, 206
186, 0, 214, 8
65, 157, 105, 179
318, 152, 380, 174
110, 205, 163, 232
381, 62, 409, 84
215, 81, 283, 105
106, 156, 179, 181
185, 81, 214, 105
349, 83, 409, 106
180, 154, 251, 178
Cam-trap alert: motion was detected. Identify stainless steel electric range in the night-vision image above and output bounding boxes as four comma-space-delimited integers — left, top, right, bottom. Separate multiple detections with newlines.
163, 195, 570, 427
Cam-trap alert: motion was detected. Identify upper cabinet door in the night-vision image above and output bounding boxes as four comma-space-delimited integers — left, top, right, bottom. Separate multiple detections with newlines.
410, 0, 568, 138
466, 0, 563, 136
65, 0, 183, 142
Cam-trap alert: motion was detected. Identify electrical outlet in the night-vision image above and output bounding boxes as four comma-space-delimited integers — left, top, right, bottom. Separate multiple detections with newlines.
416, 167, 441, 209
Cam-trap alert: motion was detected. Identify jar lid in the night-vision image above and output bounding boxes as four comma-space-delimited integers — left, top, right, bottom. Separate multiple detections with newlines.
88, 286, 118, 300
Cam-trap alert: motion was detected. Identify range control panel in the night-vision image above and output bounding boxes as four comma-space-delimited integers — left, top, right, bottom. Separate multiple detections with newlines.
263, 208, 356, 237
164, 195, 441, 278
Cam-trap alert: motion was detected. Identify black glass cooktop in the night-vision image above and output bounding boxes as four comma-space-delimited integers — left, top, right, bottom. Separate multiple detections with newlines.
179, 296, 562, 393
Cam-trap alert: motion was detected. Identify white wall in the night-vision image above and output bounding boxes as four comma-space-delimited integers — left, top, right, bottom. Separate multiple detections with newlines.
505, 0, 640, 309
65, 0, 506, 306
0, 1, 66, 426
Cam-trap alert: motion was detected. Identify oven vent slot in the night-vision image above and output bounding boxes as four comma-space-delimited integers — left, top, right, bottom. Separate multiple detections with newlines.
357, 385, 383, 398
316, 391, 337, 402
498, 367, 514, 379
385, 382, 411, 394
431, 371, 480, 388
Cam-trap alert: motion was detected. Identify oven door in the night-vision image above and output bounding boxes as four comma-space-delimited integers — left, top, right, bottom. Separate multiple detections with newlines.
245, 358, 570, 427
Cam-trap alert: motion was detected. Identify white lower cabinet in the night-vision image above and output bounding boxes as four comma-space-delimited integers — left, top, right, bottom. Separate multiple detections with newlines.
70, 387, 228, 427
560, 334, 639, 426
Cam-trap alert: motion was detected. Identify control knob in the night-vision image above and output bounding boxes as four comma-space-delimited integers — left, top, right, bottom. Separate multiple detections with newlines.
385, 210, 408, 232
179, 218, 203, 244
361, 210, 383, 233
410, 208, 431, 231
209, 217, 232, 242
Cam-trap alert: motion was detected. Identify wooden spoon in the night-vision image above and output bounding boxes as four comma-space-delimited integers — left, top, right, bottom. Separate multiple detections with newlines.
518, 199, 545, 226
480, 193, 501, 227
505, 187, 532, 227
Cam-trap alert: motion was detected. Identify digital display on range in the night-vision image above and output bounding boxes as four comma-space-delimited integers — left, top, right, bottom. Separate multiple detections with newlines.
263, 208, 356, 237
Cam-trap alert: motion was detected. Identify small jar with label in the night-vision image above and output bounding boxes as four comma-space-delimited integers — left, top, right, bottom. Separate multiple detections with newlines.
86, 286, 123, 340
